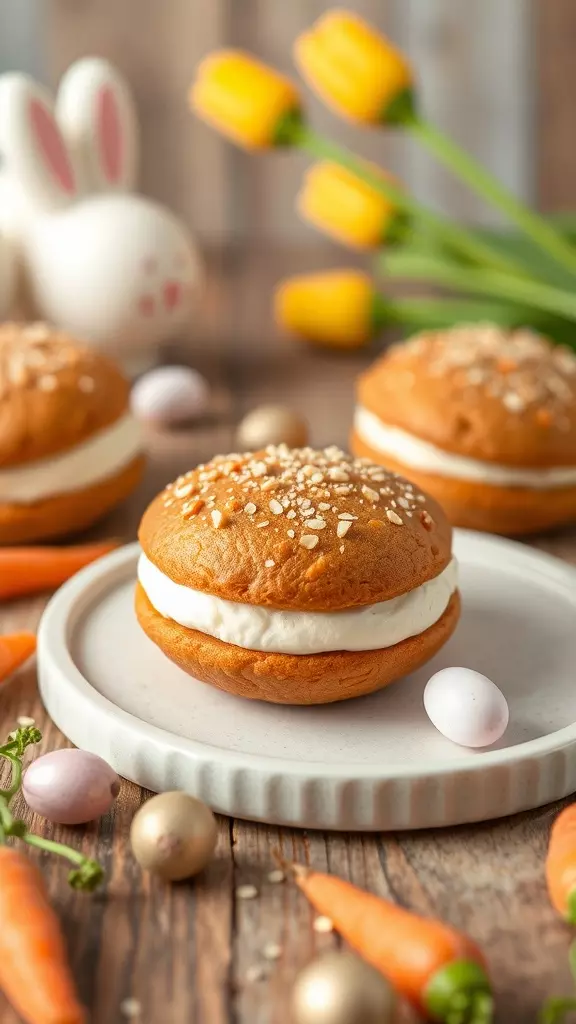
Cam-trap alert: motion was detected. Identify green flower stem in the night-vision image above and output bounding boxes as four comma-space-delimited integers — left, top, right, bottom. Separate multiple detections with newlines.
22, 832, 88, 867
539, 997, 576, 1024
0, 751, 23, 802
381, 250, 576, 323
383, 296, 532, 331
292, 121, 530, 277
409, 116, 576, 278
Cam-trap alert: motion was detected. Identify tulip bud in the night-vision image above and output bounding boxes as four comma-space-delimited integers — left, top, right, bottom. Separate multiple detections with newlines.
190, 50, 302, 149
294, 10, 415, 125
274, 270, 389, 349
298, 161, 408, 250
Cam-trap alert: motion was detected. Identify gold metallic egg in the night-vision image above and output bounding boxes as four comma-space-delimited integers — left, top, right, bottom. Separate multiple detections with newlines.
292, 951, 395, 1024
235, 405, 309, 450
130, 791, 217, 881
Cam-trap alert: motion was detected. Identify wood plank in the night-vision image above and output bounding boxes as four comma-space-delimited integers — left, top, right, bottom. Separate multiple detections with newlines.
45, 0, 230, 240
537, 0, 576, 210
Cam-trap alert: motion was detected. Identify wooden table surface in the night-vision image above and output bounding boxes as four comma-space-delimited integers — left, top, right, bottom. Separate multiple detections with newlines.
2, 247, 576, 1024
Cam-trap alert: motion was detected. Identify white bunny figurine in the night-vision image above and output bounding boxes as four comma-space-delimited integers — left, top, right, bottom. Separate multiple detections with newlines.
0, 58, 200, 373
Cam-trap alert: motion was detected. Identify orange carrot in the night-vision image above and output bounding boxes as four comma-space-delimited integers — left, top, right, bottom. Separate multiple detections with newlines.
0, 633, 36, 683
0, 541, 118, 601
0, 846, 85, 1024
546, 804, 576, 923
291, 863, 492, 1023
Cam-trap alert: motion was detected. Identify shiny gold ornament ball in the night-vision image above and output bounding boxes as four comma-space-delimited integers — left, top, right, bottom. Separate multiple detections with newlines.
130, 791, 217, 881
235, 405, 309, 450
292, 951, 395, 1024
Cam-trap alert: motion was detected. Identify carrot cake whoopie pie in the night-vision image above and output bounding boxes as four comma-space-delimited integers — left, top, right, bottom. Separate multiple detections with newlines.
352, 324, 576, 535
136, 445, 459, 705
0, 322, 144, 544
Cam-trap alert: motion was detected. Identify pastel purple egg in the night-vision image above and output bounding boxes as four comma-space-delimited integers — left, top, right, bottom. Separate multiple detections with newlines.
23, 749, 120, 825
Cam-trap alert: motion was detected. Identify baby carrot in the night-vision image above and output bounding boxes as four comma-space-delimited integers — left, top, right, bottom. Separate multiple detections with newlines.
291, 862, 492, 1023
0, 846, 85, 1024
546, 804, 576, 923
0, 541, 118, 601
0, 633, 36, 683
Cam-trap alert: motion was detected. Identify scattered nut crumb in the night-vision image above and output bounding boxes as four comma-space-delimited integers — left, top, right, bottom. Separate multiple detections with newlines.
256, 520, 270, 528
17, 716, 35, 728
236, 884, 259, 900
267, 869, 285, 884
287, 529, 295, 538
262, 942, 282, 961
313, 915, 334, 934
265, 559, 275, 568
299, 535, 319, 550
386, 509, 403, 525
246, 964, 267, 983
337, 520, 351, 538
420, 510, 434, 530
269, 499, 283, 515
120, 998, 141, 1019
244, 502, 257, 515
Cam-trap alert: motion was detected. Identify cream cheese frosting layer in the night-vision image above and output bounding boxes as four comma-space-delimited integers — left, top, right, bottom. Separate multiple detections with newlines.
138, 552, 458, 655
354, 406, 576, 489
0, 412, 142, 503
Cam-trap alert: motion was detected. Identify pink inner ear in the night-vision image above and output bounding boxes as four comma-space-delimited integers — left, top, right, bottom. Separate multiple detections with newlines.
97, 85, 123, 183
30, 99, 75, 195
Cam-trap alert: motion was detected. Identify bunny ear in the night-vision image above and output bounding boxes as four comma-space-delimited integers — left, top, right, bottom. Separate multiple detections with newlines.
0, 73, 77, 211
56, 58, 138, 193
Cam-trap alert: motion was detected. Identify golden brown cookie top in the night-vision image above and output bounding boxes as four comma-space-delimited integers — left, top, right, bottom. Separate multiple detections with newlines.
138, 445, 453, 611
358, 323, 576, 468
0, 322, 130, 467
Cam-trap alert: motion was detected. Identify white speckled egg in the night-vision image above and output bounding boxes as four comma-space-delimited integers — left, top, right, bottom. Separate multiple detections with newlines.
23, 749, 120, 824
131, 365, 209, 425
424, 667, 509, 748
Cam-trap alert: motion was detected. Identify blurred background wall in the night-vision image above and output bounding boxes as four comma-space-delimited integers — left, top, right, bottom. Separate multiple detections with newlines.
0, 0, 574, 244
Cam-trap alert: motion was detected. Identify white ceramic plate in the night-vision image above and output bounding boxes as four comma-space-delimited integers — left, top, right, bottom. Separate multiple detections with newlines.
38, 531, 576, 831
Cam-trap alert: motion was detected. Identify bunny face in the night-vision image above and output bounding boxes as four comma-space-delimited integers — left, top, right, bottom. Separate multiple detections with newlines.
0, 59, 200, 362
25, 194, 199, 351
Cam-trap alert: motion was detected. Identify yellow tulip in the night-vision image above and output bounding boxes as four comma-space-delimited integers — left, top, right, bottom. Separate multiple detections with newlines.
274, 270, 387, 349
298, 161, 405, 250
294, 10, 414, 124
190, 50, 301, 149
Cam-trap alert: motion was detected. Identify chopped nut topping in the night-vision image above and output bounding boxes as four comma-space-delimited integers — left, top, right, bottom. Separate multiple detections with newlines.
211, 509, 225, 528
337, 520, 352, 538
244, 502, 257, 515
256, 520, 270, 528
300, 535, 319, 549
264, 559, 275, 568
362, 485, 379, 503
386, 509, 403, 525
269, 499, 283, 515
